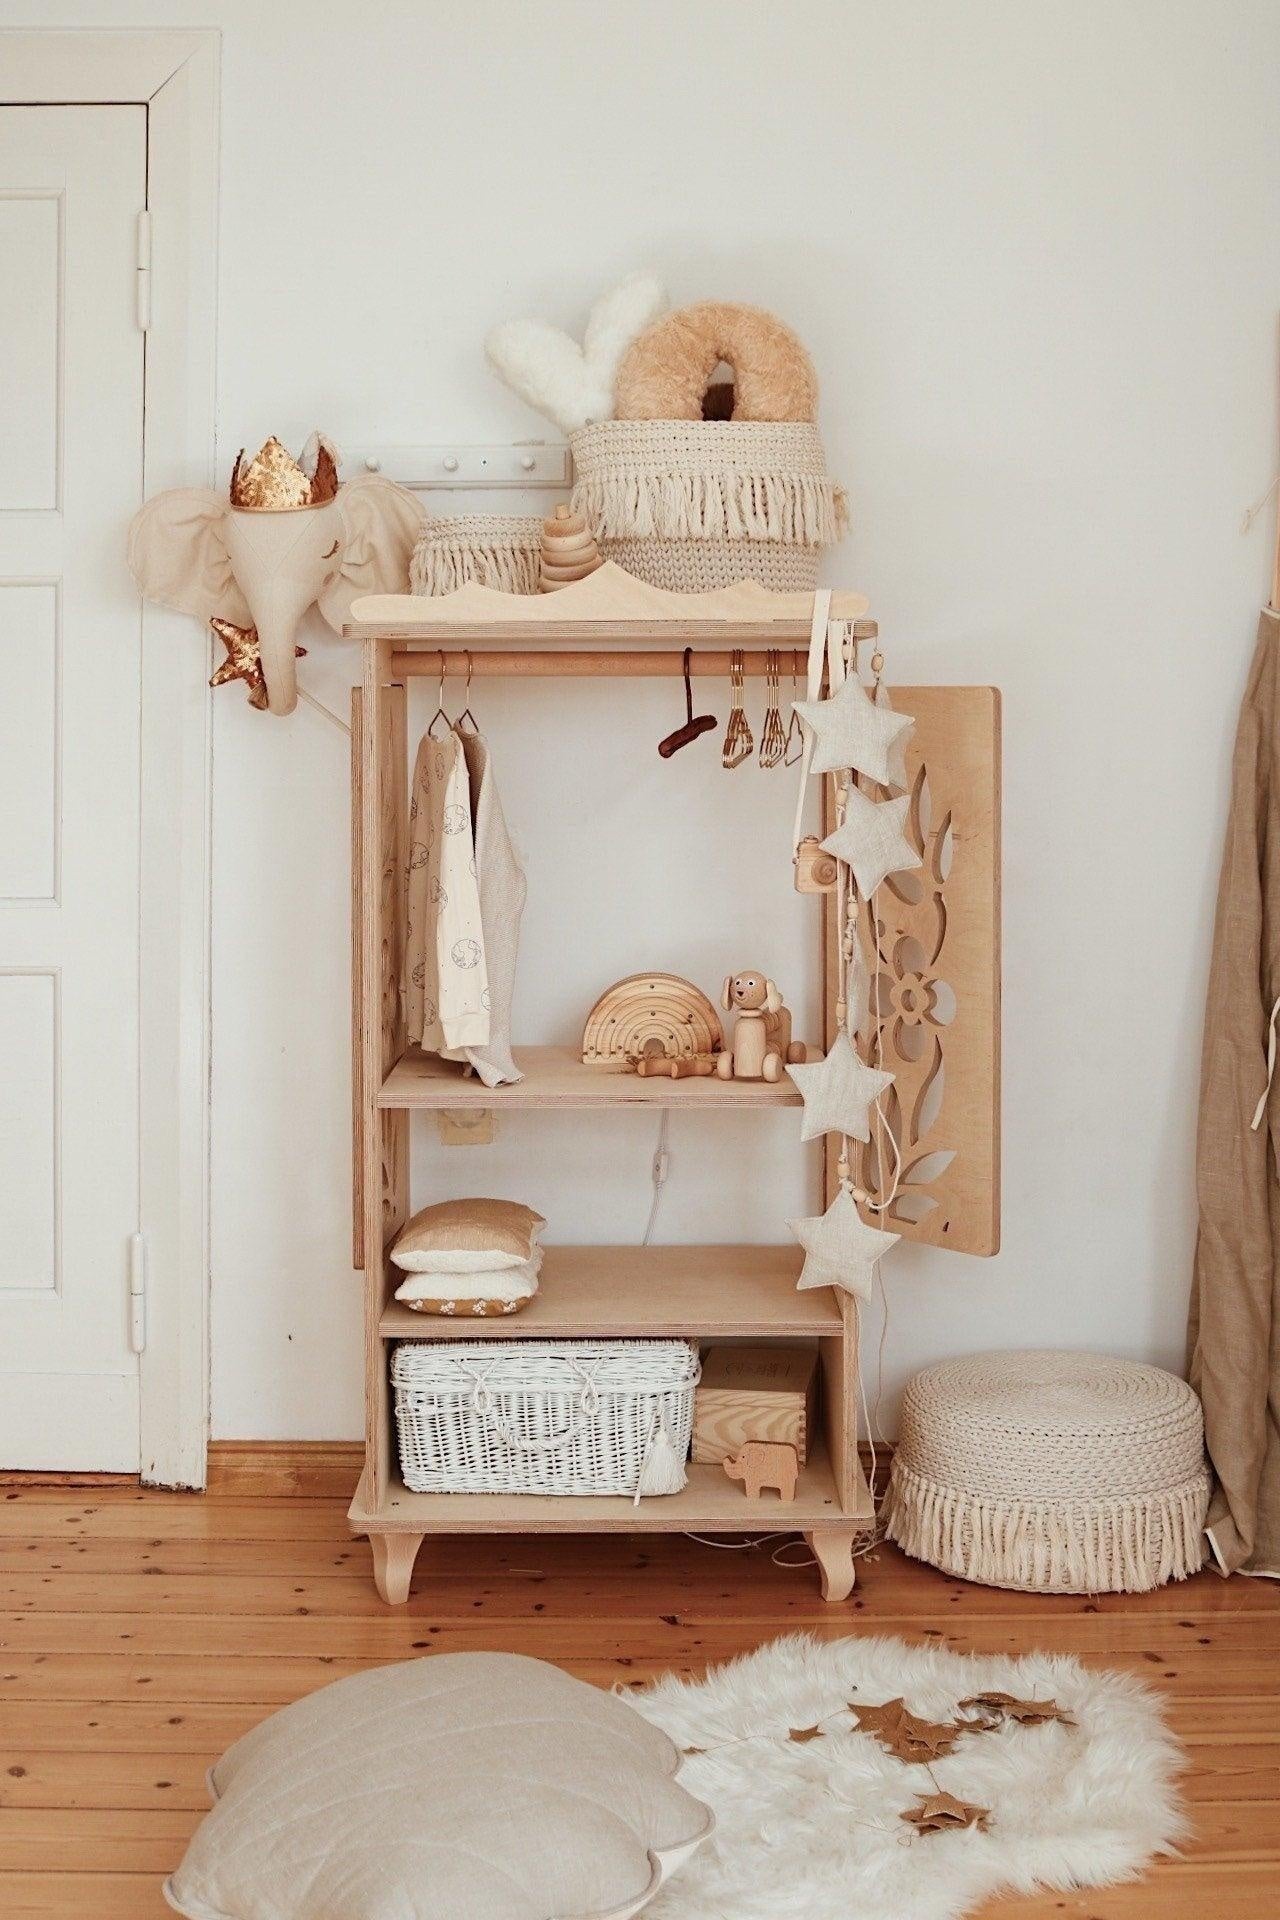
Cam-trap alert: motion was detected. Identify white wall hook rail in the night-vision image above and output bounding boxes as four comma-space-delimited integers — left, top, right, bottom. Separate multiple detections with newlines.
344, 444, 571, 492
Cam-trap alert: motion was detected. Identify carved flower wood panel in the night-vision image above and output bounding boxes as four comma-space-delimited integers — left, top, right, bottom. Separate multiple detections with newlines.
842, 687, 1001, 1257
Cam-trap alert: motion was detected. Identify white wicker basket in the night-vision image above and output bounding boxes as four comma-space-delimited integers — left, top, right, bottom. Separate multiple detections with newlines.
392, 1339, 700, 1497
569, 418, 848, 593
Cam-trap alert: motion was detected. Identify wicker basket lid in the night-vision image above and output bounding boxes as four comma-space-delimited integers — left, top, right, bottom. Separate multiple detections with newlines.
897, 1350, 1206, 1502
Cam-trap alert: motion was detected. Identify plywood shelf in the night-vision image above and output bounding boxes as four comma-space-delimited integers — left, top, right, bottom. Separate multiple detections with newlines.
379, 1244, 839, 1340
349, 1442, 870, 1537
379, 1046, 806, 1110
345, 566, 869, 642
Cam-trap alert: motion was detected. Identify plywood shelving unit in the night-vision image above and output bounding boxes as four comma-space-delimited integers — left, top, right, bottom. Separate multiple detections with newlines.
347, 569, 883, 1606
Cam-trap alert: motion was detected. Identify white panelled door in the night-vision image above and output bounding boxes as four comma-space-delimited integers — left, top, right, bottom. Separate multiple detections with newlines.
0, 107, 147, 1468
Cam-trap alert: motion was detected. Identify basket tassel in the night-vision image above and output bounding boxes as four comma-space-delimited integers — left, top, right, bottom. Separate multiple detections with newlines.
635, 1417, 687, 1504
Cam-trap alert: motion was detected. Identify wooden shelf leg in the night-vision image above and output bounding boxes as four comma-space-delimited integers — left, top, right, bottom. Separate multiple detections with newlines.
805, 1527, 857, 1604
369, 1532, 423, 1606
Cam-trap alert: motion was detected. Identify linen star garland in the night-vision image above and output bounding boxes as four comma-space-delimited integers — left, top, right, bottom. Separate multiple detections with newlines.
822, 787, 921, 898
875, 679, 911, 791
789, 1031, 893, 1144
794, 670, 914, 785
787, 1186, 900, 1301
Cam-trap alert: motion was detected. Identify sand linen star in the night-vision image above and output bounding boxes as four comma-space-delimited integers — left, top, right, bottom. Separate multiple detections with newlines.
794, 672, 914, 784
875, 680, 911, 790
787, 1187, 900, 1301
822, 787, 921, 897
789, 1031, 893, 1144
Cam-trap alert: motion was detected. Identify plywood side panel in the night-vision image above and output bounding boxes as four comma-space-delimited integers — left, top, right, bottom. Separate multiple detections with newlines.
358, 651, 409, 1510
852, 686, 1001, 1256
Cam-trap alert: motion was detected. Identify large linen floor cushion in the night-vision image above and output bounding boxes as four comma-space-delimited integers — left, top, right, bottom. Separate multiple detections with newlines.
165, 1652, 713, 1920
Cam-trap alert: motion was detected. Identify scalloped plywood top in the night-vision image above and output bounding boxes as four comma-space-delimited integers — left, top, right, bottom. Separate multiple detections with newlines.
346, 563, 868, 639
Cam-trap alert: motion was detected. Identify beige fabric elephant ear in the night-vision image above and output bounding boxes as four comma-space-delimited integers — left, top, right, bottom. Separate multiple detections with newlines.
316, 474, 424, 633
127, 487, 250, 626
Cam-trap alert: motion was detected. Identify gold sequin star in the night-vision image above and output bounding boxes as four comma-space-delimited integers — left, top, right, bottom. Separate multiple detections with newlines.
209, 618, 305, 711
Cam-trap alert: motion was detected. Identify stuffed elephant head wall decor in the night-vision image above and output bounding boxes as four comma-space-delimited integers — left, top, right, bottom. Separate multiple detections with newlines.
127, 435, 424, 715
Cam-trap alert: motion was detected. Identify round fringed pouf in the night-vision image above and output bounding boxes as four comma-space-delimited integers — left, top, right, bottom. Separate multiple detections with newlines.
885, 1351, 1211, 1594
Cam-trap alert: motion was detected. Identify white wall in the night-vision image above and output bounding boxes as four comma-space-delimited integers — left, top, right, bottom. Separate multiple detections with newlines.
7, 0, 1279, 1438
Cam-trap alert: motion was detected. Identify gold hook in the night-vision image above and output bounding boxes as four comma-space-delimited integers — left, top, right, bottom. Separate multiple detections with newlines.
427, 649, 451, 738
783, 644, 804, 764
457, 649, 479, 733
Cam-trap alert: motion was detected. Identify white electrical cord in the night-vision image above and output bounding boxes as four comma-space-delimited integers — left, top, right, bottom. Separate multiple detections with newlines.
642, 1110, 671, 1246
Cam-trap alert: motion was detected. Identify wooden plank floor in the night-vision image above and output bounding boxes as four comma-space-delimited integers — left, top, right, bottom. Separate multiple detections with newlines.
1, 1474, 1278, 1915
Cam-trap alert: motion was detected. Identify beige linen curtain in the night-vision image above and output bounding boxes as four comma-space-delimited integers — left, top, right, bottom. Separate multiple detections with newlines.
1188, 605, 1280, 1577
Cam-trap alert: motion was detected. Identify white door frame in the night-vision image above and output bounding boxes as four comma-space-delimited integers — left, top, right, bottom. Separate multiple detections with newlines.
3, 29, 220, 1486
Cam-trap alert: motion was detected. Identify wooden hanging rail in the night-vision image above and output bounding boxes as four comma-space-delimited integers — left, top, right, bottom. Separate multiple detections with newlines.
390, 648, 808, 679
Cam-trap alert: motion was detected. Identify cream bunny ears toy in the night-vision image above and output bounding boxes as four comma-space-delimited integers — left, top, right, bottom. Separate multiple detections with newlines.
484, 273, 668, 435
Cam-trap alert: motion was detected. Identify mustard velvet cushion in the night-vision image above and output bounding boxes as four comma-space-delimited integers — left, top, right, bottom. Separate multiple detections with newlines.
164, 1652, 713, 1920
391, 1198, 546, 1274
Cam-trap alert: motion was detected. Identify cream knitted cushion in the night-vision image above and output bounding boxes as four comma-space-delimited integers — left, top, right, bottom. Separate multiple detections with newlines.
885, 1350, 1211, 1594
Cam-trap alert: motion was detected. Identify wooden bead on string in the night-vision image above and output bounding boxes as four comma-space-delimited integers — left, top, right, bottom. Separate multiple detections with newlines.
853, 617, 884, 679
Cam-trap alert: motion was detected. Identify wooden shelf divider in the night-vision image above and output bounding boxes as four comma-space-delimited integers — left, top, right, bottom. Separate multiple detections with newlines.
380, 1046, 805, 1111
380, 1245, 840, 1341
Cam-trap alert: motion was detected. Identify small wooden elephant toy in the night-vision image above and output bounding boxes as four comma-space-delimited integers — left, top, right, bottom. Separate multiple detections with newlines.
716, 970, 807, 1083
721, 1440, 800, 1502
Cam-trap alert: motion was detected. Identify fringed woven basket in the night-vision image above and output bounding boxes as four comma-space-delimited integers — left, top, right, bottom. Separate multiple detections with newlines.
885, 1351, 1211, 1594
570, 419, 848, 593
410, 515, 541, 596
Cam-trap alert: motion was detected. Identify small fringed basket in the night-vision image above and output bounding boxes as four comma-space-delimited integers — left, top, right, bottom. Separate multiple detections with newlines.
393, 1338, 700, 1498
885, 1350, 1211, 1594
410, 514, 541, 596
570, 419, 847, 593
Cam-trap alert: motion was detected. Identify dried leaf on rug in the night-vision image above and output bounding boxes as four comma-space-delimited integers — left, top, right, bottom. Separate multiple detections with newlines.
902, 1791, 992, 1835
849, 1697, 967, 1760
787, 1725, 826, 1745
958, 1691, 1077, 1731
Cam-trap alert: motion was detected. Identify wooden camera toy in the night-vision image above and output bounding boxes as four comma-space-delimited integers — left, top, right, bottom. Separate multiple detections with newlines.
794, 834, 838, 893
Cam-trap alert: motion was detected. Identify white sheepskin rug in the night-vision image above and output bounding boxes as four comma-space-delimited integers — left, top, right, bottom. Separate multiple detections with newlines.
631, 1633, 1186, 1920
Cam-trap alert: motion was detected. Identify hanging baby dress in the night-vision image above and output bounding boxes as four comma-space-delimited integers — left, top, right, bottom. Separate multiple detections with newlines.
404, 726, 526, 1086
455, 730, 526, 1086
405, 731, 490, 1055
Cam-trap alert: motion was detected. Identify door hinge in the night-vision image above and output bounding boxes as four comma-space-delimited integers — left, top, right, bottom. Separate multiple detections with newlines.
136, 210, 152, 333
128, 1232, 148, 1354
